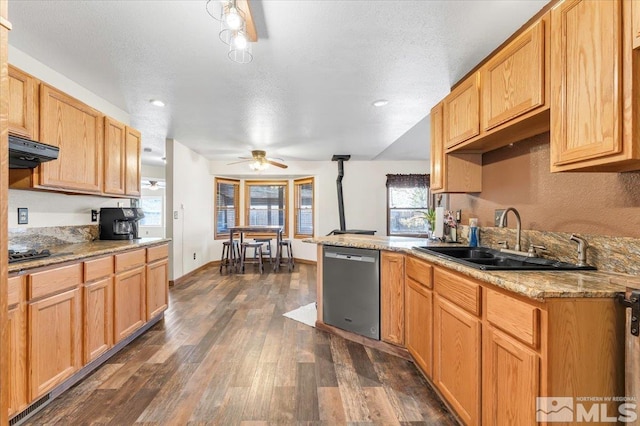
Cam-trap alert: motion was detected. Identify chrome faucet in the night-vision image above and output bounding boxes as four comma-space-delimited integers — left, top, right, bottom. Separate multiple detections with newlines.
499, 207, 522, 252
570, 234, 589, 266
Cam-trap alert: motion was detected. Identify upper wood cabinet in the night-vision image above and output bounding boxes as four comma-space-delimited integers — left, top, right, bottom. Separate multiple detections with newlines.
125, 126, 142, 197
443, 72, 480, 149
430, 102, 482, 194
380, 251, 405, 346
39, 83, 104, 193
8, 65, 38, 139
481, 20, 545, 131
104, 117, 127, 196
633, 0, 640, 50
550, 0, 639, 172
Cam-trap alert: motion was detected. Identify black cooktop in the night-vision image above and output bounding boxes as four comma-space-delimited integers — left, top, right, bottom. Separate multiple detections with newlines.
8, 249, 51, 264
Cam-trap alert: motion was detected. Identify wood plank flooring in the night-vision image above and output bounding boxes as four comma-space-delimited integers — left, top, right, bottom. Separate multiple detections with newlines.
23, 264, 457, 425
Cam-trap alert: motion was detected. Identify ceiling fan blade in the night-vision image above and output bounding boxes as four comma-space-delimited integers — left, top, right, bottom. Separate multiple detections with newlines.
266, 159, 288, 169
226, 159, 252, 165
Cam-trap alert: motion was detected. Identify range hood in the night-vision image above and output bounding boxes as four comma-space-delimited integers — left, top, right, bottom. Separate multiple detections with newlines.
9, 134, 59, 169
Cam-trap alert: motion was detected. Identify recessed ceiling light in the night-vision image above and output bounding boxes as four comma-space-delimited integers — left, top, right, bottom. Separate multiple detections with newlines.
149, 99, 165, 107
372, 99, 389, 107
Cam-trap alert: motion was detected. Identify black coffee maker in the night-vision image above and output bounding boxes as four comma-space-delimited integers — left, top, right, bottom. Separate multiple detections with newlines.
99, 207, 145, 240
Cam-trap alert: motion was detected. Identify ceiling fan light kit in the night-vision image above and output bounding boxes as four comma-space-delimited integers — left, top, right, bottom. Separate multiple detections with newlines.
207, 0, 254, 64
227, 149, 289, 171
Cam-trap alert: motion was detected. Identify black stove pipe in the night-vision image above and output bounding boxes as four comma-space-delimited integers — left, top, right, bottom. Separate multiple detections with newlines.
332, 154, 351, 231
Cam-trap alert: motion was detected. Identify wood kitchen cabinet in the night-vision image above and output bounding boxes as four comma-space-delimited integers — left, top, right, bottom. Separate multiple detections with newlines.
551, 0, 640, 172
8, 65, 38, 139
433, 268, 481, 426
443, 72, 480, 149
38, 83, 104, 192
28, 264, 83, 399
430, 102, 482, 194
114, 249, 146, 343
83, 256, 114, 363
404, 256, 434, 378
380, 251, 405, 346
633, 0, 640, 50
125, 126, 142, 197
103, 117, 127, 196
7, 276, 28, 417
146, 244, 169, 320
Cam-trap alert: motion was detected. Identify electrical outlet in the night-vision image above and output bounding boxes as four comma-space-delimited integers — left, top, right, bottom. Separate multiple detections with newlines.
17, 208, 28, 225
495, 209, 506, 227
193, 253, 196, 260
174, 211, 179, 219
91, 209, 98, 222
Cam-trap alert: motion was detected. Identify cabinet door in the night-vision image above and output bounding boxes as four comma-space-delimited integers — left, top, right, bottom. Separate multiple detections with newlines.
550, 0, 623, 167
633, 0, 640, 50
146, 258, 168, 320
430, 102, 444, 192
84, 277, 113, 363
8, 66, 37, 139
433, 295, 481, 426
114, 266, 146, 343
103, 117, 126, 195
482, 20, 545, 131
125, 126, 141, 197
29, 288, 82, 399
380, 252, 405, 346
39, 84, 103, 193
443, 72, 480, 149
405, 277, 433, 378
7, 304, 28, 417
483, 327, 539, 426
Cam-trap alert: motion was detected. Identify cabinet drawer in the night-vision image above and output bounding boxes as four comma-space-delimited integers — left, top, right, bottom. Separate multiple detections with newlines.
115, 249, 146, 273
486, 288, 539, 348
434, 268, 481, 316
84, 256, 114, 282
406, 256, 433, 289
8, 275, 24, 306
29, 263, 83, 300
147, 244, 169, 263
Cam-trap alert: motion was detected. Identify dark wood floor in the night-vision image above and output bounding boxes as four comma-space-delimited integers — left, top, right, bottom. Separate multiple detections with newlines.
24, 263, 457, 425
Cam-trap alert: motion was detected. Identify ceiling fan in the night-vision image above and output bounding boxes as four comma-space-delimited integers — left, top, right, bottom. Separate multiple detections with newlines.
228, 150, 288, 170
141, 180, 166, 191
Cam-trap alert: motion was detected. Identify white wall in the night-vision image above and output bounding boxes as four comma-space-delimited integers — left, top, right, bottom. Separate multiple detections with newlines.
166, 139, 214, 281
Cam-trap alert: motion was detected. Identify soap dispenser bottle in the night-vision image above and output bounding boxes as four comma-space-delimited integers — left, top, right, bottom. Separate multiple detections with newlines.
469, 218, 479, 247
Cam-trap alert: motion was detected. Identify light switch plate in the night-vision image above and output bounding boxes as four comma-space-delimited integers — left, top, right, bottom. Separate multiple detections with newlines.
18, 207, 28, 225
495, 209, 505, 227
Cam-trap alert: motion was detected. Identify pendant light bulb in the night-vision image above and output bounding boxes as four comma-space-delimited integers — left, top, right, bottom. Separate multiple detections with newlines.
225, 7, 243, 30
233, 32, 248, 50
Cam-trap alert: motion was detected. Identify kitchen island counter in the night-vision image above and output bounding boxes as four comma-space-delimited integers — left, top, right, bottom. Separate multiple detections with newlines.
305, 234, 633, 300
9, 238, 170, 273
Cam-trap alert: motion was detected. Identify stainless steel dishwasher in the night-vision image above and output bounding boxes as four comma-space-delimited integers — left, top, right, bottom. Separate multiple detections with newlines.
322, 245, 380, 340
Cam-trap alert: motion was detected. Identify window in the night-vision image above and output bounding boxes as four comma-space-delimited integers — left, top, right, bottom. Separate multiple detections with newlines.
245, 180, 288, 236
294, 177, 314, 238
214, 178, 240, 238
386, 174, 430, 236
140, 196, 163, 227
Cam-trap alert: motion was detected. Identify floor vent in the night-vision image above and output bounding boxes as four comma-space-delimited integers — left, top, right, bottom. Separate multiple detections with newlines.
10, 394, 51, 426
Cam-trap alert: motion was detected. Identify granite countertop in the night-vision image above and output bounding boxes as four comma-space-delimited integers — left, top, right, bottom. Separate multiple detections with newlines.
305, 235, 637, 300
8, 238, 171, 274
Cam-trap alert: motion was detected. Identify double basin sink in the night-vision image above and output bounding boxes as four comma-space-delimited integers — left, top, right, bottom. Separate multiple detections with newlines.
413, 246, 596, 271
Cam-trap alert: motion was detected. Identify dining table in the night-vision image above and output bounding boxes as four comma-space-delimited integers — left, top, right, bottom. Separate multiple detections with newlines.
228, 225, 284, 272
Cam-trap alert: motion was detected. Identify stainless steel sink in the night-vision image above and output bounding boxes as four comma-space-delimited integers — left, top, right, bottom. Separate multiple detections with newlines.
413, 246, 596, 271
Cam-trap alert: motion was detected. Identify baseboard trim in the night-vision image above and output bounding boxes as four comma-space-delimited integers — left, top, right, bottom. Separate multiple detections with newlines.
293, 258, 316, 265
170, 261, 215, 286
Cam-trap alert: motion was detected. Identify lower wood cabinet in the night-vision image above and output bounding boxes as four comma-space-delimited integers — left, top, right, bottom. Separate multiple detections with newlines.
380, 251, 405, 345
405, 277, 433, 378
83, 277, 113, 363
7, 276, 27, 417
114, 265, 146, 343
433, 294, 482, 426
146, 257, 168, 320
483, 326, 539, 426
28, 287, 82, 399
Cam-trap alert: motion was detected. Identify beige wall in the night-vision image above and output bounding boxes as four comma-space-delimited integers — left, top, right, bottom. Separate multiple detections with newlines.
450, 132, 640, 238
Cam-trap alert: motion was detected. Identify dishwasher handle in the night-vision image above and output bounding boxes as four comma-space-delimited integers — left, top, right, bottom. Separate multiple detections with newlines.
325, 251, 376, 263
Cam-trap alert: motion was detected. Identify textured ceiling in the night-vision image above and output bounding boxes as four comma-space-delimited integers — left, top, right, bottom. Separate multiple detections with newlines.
7, 0, 549, 166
